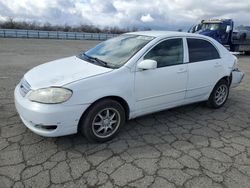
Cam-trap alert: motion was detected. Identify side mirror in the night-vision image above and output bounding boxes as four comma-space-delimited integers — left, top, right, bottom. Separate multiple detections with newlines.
137, 59, 157, 70
194, 25, 198, 32
226, 25, 232, 33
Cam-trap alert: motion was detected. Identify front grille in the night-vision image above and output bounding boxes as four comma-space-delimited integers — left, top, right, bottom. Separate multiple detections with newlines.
19, 79, 31, 97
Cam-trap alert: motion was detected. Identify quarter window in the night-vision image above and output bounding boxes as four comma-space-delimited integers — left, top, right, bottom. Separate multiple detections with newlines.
187, 38, 220, 62
144, 38, 183, 68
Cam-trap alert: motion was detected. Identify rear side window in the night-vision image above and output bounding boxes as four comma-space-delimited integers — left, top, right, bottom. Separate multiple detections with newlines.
187, 38, 220, 63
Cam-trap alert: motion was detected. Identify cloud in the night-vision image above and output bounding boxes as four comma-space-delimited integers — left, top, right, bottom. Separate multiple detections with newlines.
141, 14, 154, 23
0, 0, 250, 30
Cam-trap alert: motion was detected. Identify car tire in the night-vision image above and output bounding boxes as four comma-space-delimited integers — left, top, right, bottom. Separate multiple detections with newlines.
79, 99, 125, 142
207, 79, 229, 109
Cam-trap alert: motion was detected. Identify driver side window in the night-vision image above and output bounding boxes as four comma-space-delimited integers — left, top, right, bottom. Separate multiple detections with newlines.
144, 38, 183, 68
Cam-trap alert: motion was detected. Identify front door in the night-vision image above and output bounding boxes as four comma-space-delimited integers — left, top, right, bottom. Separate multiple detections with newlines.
134, 38, 188, 114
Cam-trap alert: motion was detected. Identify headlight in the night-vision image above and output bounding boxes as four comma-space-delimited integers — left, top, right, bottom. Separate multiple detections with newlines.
28, 87, 72, 104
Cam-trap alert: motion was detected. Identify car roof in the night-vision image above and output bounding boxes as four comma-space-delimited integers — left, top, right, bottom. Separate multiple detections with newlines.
126, 30, 202, 38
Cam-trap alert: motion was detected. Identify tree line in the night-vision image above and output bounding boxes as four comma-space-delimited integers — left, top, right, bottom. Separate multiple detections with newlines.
0, 18, 142, 34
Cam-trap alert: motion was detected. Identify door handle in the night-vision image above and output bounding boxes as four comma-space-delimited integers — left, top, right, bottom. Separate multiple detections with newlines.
177, 68, 187, 73
214, 62, 222, 68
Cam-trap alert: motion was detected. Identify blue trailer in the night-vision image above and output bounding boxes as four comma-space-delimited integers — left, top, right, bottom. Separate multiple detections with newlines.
189, 19, 250, 54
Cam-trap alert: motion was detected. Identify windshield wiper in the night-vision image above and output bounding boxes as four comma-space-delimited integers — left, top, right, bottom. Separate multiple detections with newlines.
82, 53, 108, 67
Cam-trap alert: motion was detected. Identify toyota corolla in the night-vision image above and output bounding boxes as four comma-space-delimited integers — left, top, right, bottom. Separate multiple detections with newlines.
15, 31, 244, 142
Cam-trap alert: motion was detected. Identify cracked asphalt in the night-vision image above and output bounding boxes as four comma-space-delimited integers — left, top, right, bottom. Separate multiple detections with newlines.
0, 38, 250, 188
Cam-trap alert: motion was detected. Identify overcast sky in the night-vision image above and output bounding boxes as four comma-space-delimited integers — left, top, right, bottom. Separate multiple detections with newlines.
0, 0, 250, 30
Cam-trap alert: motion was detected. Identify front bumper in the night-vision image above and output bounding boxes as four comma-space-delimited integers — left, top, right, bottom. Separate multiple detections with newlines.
14, 85, 89, 137
231, 69, 244, 88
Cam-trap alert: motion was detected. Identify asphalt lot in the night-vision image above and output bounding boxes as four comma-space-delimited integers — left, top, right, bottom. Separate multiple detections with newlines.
0, 38, 250, 188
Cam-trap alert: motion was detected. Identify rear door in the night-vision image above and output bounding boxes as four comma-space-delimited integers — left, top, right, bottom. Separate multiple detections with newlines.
185, 38, 224, 100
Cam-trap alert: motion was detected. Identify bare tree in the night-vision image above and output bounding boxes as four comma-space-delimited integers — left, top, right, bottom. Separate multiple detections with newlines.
0, 18, 139, 34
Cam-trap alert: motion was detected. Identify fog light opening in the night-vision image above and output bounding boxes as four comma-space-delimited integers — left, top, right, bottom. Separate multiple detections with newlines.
35, 124, 57, 131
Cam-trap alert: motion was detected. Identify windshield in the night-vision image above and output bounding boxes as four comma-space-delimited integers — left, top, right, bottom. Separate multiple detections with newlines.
81, 34, 154, 68
201, 23, 225, 31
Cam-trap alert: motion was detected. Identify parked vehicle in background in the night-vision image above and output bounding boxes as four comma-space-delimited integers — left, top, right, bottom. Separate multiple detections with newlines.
189, 19, 250, 54
15, 31, 244, 142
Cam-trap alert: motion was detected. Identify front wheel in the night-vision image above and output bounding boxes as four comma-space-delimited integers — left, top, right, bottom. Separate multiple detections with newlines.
207, 79, 229, 108
79, 99, 125, 142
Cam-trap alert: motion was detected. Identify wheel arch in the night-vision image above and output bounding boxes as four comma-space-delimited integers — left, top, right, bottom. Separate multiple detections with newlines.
77, 96, 130, 132
220, 75, 232, 86
209, 75, 231, 97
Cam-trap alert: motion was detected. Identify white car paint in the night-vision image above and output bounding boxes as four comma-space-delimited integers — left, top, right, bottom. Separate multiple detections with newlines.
15, 31, 244, 137
25, 56, 113, 89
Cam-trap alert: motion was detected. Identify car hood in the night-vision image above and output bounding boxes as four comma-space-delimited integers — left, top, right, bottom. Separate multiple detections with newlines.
24, 56, 113, 89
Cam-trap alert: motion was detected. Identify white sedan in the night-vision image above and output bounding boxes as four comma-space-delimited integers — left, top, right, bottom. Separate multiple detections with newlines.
15, 31, 244, 142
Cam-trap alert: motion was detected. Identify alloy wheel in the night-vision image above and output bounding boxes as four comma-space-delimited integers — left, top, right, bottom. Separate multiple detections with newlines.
214, 84, 228, 106
92, 108, 121, 138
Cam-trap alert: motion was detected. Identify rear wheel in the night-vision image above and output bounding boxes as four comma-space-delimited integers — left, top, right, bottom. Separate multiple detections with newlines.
207, 79, 229, 108
79, 99, 125, 142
